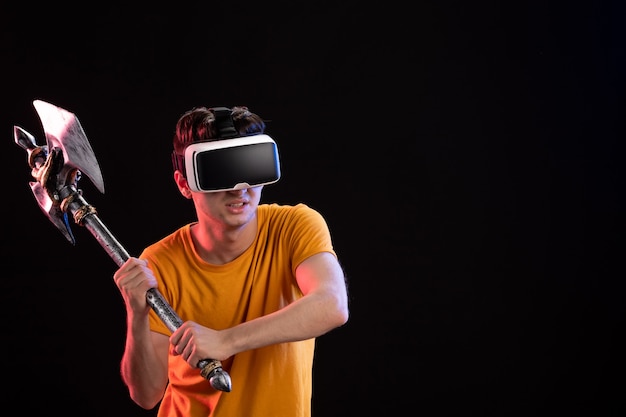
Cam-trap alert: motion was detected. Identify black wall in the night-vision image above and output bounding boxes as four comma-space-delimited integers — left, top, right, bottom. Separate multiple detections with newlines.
2, 2, 623, 416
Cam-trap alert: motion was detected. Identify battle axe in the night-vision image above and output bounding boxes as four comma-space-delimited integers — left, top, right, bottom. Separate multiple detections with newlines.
13, 100, 232, 392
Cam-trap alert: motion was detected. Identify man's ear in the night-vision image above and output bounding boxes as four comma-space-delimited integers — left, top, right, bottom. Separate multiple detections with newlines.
174, 170, 193, 199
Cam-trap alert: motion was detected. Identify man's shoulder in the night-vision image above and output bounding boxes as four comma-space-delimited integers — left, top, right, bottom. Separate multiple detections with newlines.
259, 203, 326, 227
259, 202, 319, 220
260, 202, 315, 214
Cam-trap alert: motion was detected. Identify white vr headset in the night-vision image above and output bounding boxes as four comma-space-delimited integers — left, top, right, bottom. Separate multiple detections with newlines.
181, 134, 281, 193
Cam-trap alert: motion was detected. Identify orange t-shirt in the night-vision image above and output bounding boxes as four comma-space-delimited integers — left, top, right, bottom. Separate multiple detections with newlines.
141, 203, 337, 417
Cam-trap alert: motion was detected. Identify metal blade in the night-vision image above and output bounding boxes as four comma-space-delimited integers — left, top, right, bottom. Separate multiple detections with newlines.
29, 180, 76, 244
33, 100, 105, 194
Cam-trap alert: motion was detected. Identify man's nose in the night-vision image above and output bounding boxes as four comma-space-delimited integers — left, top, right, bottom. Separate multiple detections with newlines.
227, 187, 247, 195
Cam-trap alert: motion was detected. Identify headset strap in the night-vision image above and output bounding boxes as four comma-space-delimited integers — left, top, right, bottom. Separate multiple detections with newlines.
212, 107, 238, 138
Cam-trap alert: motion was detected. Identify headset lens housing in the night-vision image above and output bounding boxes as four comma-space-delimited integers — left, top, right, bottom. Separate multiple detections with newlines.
185, 134, 281, 192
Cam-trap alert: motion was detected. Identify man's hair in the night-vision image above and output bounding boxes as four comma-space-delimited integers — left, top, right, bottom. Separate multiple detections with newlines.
172, 106, 266, 156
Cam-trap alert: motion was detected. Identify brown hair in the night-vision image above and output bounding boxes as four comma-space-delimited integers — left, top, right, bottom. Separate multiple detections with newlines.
172, 106, 266, 155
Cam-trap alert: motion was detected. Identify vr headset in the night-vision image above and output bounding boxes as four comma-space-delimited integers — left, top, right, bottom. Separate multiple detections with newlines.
172, 107, 281, 193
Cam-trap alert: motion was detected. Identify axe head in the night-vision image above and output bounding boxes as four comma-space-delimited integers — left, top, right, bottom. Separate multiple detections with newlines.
14, 100, 106, 244
33, 100, 105, 194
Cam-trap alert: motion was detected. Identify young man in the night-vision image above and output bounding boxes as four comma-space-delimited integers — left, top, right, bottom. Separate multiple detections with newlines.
113, 105, 349, 416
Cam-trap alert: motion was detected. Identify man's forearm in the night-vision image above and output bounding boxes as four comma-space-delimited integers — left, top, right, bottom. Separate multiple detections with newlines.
121, 315, 168, 409
226, 289, 348, 355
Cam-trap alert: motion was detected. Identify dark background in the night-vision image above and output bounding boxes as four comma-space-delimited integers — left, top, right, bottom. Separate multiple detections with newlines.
1, 2, 623, 416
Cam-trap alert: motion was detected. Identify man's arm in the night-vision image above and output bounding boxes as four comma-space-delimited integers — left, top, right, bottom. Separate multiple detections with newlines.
115, 258, 170, 409
170, 251, 349, 365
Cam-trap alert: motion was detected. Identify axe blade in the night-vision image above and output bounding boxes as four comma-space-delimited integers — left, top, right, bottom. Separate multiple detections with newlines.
29, 180, 76, 244
33, 100, 105, 194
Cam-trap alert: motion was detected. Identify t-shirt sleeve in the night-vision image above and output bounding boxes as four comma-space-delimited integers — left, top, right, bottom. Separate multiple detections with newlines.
286, 204, 337, 275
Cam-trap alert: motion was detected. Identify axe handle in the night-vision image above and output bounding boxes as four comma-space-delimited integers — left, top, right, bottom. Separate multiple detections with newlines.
60, 185, 231, 392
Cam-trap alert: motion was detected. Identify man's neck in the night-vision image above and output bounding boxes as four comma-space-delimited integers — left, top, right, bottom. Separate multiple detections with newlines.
190, 218, 257, 265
